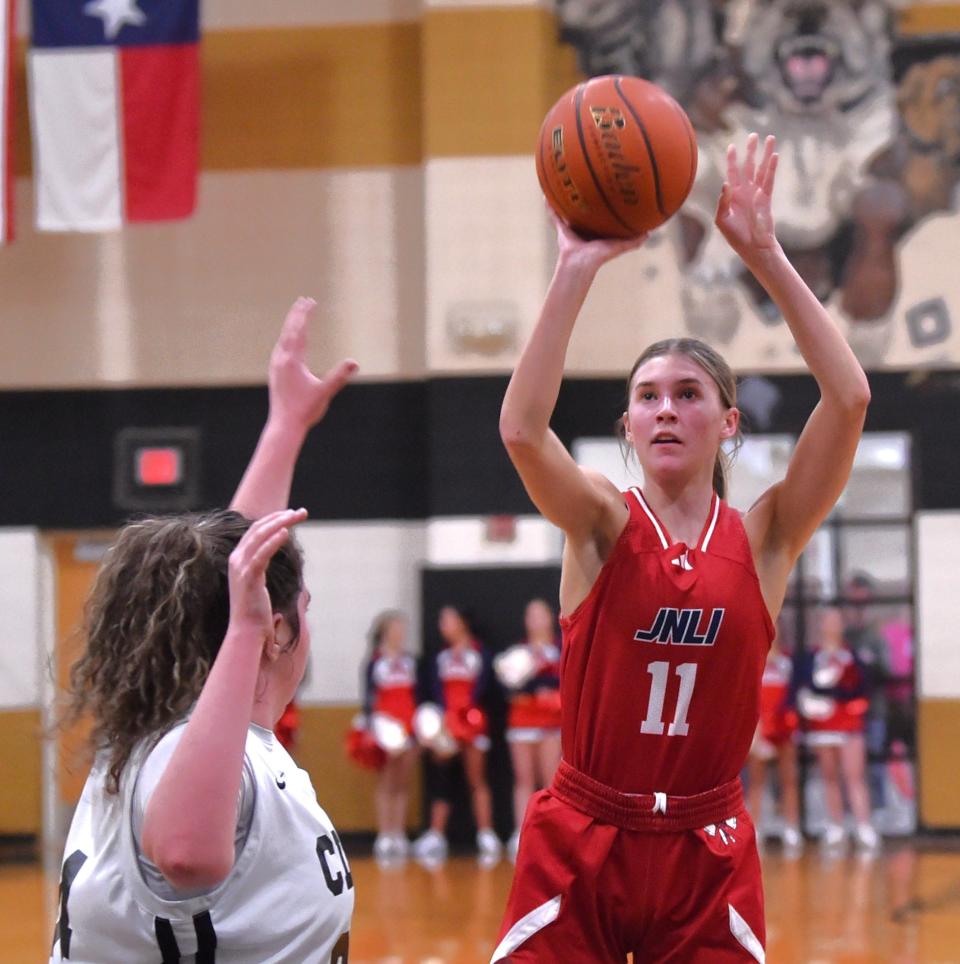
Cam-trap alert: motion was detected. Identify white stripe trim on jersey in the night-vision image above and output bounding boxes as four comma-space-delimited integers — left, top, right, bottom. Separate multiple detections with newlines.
700, 493, 721, 553
728, 903, 765, 963
489, 895, 562, 962
629, 487, 669, 550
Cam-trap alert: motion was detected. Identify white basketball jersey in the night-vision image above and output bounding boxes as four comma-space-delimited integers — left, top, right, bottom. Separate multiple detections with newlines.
50, 724, 354, 963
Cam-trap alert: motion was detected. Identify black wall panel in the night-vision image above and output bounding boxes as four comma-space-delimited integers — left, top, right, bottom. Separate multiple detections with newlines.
0, 371, 957, 527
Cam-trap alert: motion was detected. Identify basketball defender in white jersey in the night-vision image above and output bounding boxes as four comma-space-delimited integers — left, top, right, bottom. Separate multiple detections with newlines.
52, 298, 359, 963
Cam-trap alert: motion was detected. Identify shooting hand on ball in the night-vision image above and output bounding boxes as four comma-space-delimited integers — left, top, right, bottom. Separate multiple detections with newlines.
715, 133, 780, 263
552, 208, 648, 273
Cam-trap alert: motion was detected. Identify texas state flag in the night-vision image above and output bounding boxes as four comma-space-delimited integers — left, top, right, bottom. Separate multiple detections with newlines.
29, 0, 199, 231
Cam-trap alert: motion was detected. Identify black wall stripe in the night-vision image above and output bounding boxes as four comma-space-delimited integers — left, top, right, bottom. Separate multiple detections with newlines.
154, 917, 181, 963
0, 381, 427, 527
193, 911, 217, 963
0, 371, 957, 528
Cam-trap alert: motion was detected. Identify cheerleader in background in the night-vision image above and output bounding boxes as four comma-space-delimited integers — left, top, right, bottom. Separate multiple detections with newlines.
795, 607, 878, 851
497, 599, 562, 862
746, 632, 802, 854
412, 605, 502, 864
274, 699, 301, 752
362, 610, 419, 863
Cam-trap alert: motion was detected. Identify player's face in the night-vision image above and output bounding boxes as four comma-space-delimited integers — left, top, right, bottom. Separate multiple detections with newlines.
623, 353, 737, 487
438, 606, 466, 644
818, 606, 845, 648
524, 600, 554, 638
382, 616, 408, 653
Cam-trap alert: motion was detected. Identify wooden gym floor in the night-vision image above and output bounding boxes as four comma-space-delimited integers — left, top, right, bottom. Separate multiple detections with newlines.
3, 843, 959, 962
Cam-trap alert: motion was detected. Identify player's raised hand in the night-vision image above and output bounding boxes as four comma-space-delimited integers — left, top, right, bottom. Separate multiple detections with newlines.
269, 297, 358, 433
715, 133, 779, 261
227, 508, 307, 643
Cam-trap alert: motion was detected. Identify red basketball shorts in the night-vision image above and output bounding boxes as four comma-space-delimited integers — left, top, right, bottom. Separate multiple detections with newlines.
492, 769, 765, 962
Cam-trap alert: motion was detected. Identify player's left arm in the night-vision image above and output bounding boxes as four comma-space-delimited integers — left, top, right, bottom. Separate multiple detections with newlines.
230, 297, 357, 519
721, 136, 870, 601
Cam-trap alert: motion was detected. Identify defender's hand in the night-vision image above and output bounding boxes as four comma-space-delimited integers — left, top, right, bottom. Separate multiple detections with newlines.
268, 297, 358, 434
227, 508, 307, 644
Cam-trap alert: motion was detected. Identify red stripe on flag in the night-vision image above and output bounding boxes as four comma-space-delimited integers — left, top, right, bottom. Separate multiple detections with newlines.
119, 44, 199, 223
3, 0, 15, 242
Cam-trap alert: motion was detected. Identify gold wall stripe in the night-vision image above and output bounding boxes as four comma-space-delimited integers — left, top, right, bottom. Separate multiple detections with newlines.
201, 26, 423, 170
422, 7, 580, 158
11, 9, 960, 177
919, 698, 960, 828
899, 4, 960, 35
0, 710, 42, 835
11, 11, 582, 177
294, 705, 422, 833
12, 24, 424, 177
0, 704, 422, 836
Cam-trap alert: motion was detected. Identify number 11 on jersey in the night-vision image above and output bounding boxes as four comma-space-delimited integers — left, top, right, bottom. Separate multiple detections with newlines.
640, 661, 697, 736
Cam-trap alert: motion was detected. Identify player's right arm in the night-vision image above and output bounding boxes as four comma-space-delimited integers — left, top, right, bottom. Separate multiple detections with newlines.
499, 216, 644, 585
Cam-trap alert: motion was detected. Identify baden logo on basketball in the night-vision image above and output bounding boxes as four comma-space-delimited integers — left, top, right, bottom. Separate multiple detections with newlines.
590, 106, 626, 130
590, 105, 643, 208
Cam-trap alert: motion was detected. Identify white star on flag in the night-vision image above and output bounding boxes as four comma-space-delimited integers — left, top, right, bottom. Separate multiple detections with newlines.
83, 0, 147, 41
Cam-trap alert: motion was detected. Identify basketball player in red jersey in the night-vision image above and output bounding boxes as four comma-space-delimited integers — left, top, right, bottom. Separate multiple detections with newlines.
492, 133, 870, 962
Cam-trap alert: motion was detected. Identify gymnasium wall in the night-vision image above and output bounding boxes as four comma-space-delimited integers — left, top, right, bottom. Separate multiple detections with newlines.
236, 520, 429, 835
2, 0, 960, 837
2, 374, 960, 834
0, 531, 47, 835
915, 512, 960, 829
7, 1, 960, 385
1, 0, 583, 388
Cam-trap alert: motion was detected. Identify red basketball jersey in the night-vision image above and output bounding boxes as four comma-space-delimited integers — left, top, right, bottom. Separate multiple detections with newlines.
559, 488, 774, 796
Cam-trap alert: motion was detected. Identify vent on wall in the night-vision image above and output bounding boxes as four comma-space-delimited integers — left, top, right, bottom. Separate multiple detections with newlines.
446, 300, 518, 356
113, 426, 201, 513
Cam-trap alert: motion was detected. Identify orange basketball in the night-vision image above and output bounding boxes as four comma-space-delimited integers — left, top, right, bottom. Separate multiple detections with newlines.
536, 75, 698, 239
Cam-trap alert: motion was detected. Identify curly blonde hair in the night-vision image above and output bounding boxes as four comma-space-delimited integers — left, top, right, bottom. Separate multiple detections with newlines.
66, 509, 304, 793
